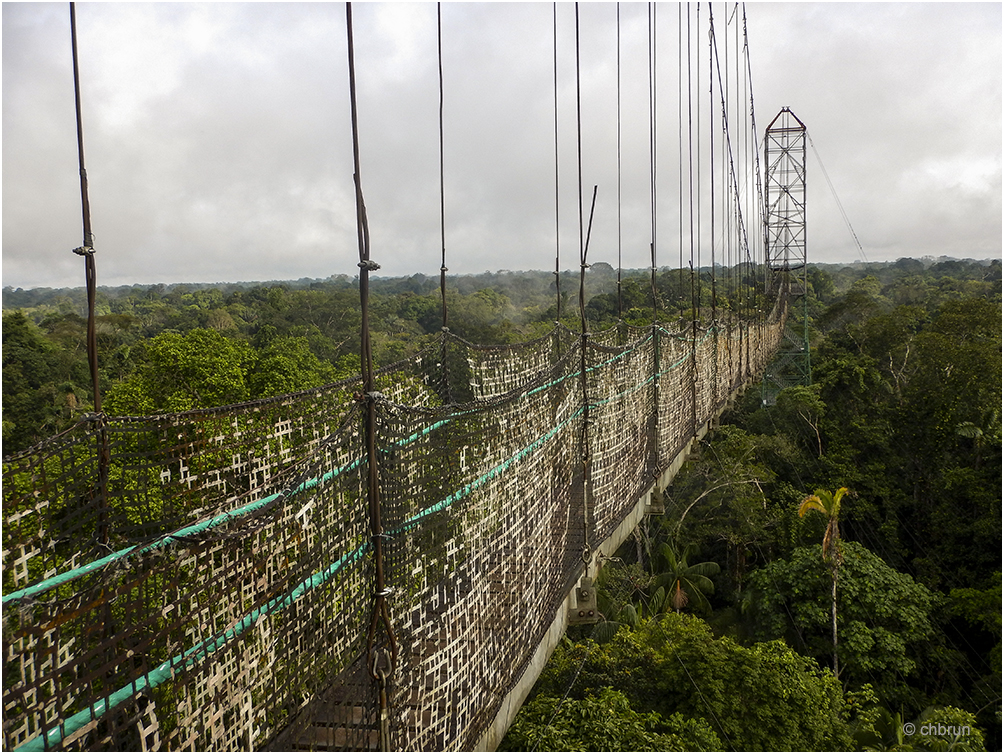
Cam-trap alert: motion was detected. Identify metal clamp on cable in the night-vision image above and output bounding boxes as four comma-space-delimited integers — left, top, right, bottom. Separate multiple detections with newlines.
374, 587, 394, 598
373, 651, 392, 751
358, 259, 381, 271
72, 246, 95, 257
370, 646, 394, 680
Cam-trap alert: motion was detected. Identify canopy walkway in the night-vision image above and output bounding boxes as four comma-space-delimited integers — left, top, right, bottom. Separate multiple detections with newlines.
3, 2, 801, 750
3, 305, 786, 752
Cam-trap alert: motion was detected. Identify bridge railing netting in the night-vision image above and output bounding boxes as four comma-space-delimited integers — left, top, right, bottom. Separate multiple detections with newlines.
3, 302, 785, 752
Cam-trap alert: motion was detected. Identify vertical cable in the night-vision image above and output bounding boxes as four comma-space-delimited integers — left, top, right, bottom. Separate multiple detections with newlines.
69, 2, 110, 549
575, 4, 584, 279
438, 3, 448, 331
346, 5, 397, 734
553, 2, 562, 322
574, 2, 593, 575
734, 1, 741, 312
695, 2, 702, 317
742, 3, 750, 324
616, 3, 623, 321
686, 5, 695, 325
69, 3, 100, 416
708, 4, 719, 410
678, 3, 684, 317
648, 3, 658, 320
437, 3, 455, 405
647, 3, 661, 479
685, 4, 697, 432
709, 4, 716, 321
726, 1, 734, 313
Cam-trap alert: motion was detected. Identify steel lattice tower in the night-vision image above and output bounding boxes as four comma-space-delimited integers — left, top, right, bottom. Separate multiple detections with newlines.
761, 107, 810, 405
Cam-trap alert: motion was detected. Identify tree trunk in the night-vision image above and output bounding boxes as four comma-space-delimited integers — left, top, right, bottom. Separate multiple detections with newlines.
831, 565, 839, 679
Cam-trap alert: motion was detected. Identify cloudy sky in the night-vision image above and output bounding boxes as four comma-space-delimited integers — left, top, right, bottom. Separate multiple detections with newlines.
3, 2, 1001, 290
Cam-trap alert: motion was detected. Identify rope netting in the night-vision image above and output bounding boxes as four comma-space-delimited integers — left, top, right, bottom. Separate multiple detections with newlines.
3, 305, 785, 752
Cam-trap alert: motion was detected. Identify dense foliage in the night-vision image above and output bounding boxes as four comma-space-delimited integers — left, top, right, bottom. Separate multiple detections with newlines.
504, 257, 999, 751
4, 256, 1001, 750
502, 613, 851, 752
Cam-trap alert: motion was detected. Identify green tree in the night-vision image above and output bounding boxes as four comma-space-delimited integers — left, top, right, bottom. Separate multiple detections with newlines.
799, 486, 849, 676
518, 613, 852, 751
2, 310, 89, 452
746, 541, 937, 708
501, 686, 722, 752
662, 424, 780, 598
655, 542, 720, 614
247, 336, 338, 396
105, 328, 252, 414
908, 706, 985, 752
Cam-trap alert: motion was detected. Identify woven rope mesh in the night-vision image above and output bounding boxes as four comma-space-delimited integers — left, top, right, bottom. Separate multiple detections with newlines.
3, 312, 785, 752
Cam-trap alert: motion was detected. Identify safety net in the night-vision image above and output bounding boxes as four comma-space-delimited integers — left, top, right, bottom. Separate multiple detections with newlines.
3, 301, 786, 752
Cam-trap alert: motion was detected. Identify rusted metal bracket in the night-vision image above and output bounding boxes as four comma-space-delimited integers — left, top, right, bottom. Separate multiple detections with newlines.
645, 487, 666, 516
567, 576, 599, 625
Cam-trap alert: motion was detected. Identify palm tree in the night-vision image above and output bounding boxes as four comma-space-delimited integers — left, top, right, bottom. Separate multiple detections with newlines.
799, 486, 849, 678
654, 542, 720, 614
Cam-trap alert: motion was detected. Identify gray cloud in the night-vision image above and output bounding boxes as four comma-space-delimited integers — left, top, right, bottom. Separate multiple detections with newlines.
3, 2, 1000, 291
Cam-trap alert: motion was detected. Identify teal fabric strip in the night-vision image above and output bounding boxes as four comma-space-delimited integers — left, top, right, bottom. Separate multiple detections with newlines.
4, 421, 453, 604
13, 404, 573, 750
15, 543, 369, 752
14, 323, 731, 747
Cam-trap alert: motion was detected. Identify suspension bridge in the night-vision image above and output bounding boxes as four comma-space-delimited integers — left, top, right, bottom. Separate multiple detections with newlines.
3, 3, 804, 751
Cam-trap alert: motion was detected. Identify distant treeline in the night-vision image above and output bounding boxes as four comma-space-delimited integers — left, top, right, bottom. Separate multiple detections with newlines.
3, 257, 1000, 456
5, 255, 999, 311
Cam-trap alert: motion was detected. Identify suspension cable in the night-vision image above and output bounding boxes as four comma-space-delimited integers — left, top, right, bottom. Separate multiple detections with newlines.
345, 3, 398, 716
438, 3, 448, 329
678, 3, 684, 317
695, 2, 703, 317
741, 2, 768, 324
709, 6, 754, 322
648, 2, 658, 320
687, 5, 696, 325
709, 4, 716, 320
808, 131, 868, 262
553, 2, 562, 321
574, 2, 594, 574
69, 3, 100, 416
616, 2, 623, 321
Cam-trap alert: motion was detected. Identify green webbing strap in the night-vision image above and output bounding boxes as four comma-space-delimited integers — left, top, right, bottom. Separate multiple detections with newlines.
3, 420, 451, 605
11, 320, 752, 751
5, 325, 709, 605
12, 399, 584, 751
